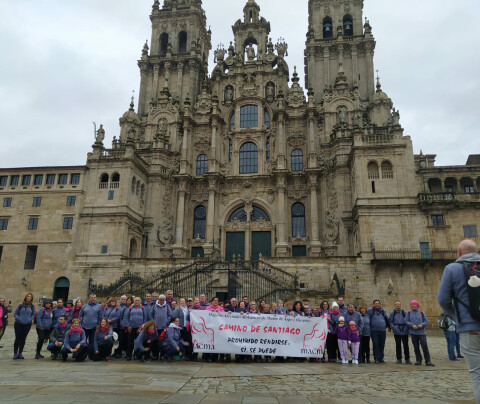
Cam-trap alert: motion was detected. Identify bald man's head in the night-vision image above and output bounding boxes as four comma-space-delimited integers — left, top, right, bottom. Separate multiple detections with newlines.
458, 239, 478, 257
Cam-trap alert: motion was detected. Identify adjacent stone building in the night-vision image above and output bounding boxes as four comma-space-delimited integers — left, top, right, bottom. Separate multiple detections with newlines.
1, 0, 479, 316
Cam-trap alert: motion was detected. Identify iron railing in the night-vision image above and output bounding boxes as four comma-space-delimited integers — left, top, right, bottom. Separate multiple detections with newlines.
372, 249, 457, 261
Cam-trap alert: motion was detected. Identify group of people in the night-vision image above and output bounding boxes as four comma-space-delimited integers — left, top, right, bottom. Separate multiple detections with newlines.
0, 288, 440, 367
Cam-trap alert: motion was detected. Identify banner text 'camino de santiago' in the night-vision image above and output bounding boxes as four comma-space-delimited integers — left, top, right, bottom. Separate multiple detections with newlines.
190, 311, 328, 357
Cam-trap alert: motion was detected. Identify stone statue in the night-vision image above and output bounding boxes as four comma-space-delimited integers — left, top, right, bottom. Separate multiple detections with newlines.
112, 136, 118, 148
353, 111, 362, 127
95, 124, 105, 144
224, 86, 233, 102
247, 43, 256, 61
338, 108, 348, 124
266, 82, 275, 98
392, 108, 400, 125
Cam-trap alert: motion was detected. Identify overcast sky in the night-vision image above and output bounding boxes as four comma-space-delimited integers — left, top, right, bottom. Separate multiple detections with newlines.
0, 0, 479, 168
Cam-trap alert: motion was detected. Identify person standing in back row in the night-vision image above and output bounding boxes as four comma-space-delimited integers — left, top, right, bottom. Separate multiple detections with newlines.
406, 300, 434, 367
13, 293, 35, 359
0, 297, 12, 348
389, 300, 411, 364
367, 299, 389, 363
438, 239, 480, 402
78, 293, 102, 356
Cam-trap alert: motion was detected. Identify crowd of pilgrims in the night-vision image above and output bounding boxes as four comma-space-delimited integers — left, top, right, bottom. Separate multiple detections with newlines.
6, 291, 434, 366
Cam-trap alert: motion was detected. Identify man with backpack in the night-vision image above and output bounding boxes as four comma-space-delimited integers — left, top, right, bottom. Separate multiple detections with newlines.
438, 239, 480, 402
389, 300, 411, 364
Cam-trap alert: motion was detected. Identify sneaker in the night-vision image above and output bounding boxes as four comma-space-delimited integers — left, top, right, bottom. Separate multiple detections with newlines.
405, 360, 412, 364
426, 362, 435, 367
396, 360, 402, 364
18, 353, 25, 359
13, 353, 18, 360
415, 361, 421, 366
353, 359, 358, 364
457, 355, 464, 359
342, 359, 348, 364
450, 358, 459, 362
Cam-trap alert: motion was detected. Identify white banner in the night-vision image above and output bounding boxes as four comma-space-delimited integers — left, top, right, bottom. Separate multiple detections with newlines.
190, 311, 328, 357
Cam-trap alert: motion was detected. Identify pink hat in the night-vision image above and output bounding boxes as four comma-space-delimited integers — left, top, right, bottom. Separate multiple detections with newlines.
410, 300, 419, 308
349, 321, 356, 327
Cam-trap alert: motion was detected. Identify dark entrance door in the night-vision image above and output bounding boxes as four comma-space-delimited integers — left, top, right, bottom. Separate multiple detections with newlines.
226, 232, 245, 261
53, 277, 70, 301
251, 231, 271, 259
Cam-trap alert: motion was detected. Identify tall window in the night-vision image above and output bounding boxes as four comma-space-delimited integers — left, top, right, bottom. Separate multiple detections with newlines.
66, 196, 76, 206
343, 15, 353, 36
28, 218, 38, 230
292, 202, 306, 237
46, 174, 55, 185
240, 105, 258, 128
323, 17, 333, 38
239, 142, 258, 174
367, 162, 379, 179
3, 197, 12, 208
193, 206, 206, 239
24, 245, 38, 270
178, 31, 188, 54
71, 173, 81, 184
58, 174, 68, 185
10, 175, 19, 186
381, 161, 393, 179
34, 174, 43, 186
229, 113, 235, 131
0, 218, 8, 230
265, 109, 270, 129
22, 175, 31, 186
0, 176, 7, 187
32, 197, 42, 207
160, 33, 169, 55
63, 217, 74, 230
291, 149, 303, 171
196, 154, 208, 176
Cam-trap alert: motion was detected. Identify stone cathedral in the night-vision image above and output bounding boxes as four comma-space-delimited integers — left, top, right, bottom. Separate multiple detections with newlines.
1, 0, 479, 315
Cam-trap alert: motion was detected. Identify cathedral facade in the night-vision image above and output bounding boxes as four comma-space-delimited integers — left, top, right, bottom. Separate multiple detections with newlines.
1, 0, 479, 315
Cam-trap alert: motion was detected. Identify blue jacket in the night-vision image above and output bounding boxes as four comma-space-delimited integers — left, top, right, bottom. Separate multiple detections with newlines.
117, 304, 128, 329
338, 305, 348, 316
165, 324, 183, 350
93, 327, 113, 352
104, 305, 120, 328
406, 309, 428, 336
360, 314, 371, 337
344, 310, 364, 334
64, 328, 86, 350
127, 306, 147, 328
52, 307, 66, 326
150, 302, 171, 330
79, 302, 102, 330
143, 301, 155, 319
36, 307, 53, 329
274, 307, 288, 315
437, 253, 480, 333
14, 303, 35, 325
389, 309, 409, 335
134, 329, 158, 352
367, 307, 389, 331
176, 307, 189, 329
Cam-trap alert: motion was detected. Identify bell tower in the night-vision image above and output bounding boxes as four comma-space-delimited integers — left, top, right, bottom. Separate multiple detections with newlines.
137, 0, 212, 116
305, 0, 375, 103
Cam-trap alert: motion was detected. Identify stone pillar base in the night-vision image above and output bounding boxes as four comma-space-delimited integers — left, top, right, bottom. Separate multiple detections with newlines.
275, 244, 289, 257
310, 242, 322, 257
172, 245, 188, 258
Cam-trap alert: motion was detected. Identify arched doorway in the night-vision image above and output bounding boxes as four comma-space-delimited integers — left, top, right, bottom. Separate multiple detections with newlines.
53, 277, 70, 301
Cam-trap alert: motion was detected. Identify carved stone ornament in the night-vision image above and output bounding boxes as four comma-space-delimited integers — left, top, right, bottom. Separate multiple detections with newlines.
240, 73, 259, 97
157, 215, 174, 246
317, 151, 335, 174
194, 133, 211, 154
325, 210, 340, 243
287, 132, 306, 148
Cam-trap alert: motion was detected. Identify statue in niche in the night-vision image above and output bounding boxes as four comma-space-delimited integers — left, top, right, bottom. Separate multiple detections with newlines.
353, 111, 362, 127
224, 86, 234, 102
95, 124, 105, 144
246, 43, 256, 61
325, 210, 339, 243
337, 107, 348, 124
266, 82, 275, 99
157, 118, 168, 136
157, 215, 174, 246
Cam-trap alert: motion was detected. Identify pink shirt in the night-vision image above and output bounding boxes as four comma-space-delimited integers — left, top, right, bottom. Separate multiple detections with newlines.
0, 305, 3, 328
205, 305, 224, 312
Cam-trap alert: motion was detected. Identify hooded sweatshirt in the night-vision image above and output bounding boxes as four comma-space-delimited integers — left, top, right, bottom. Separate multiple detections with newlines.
52, 306, 66, 326
150, 302, 172, 330
334, 324, 349, 341
14, 303, 36, 325
104, 305, 120, 328
49, 322, 69, 344
134, 329, 158, 352
367, 306, 389, 331
165, 323, 183, 350
127, 305, 147, 328
79, 302, 102, 330
64, 327, 86, 350
406, 308, 428, 336
36, 306, 53, 329
93, 327, 113, 352
437, 252, 480, 333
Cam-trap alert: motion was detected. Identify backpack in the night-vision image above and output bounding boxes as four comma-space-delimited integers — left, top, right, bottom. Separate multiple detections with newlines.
158, 328, 167, 342
407, 310, 426, 327
438, 313, 450, 330
455, 262, 480, 322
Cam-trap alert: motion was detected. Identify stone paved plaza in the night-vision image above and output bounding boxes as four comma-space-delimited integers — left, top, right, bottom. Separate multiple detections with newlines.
0, 328, 475, 403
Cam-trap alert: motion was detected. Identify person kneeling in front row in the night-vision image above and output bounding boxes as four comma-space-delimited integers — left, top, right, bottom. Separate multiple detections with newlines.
61, 318, 88, 362
92, 318, 113, 362
163, 317, 183, 362
134, 320, 158, 362
48, 315, 69, 360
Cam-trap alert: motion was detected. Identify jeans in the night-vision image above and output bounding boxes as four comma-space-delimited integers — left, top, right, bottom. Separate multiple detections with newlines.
83, 328, 96, 355
411, 334, 431, 363
371, 330, 386, 361
394, 334, 410, 361
456, 332, 462, 356
14, 322, 31, 354
444, 330, 457, 360
126, 327, 139, 358
36, 328, 50, 354
460, 332, 480, 403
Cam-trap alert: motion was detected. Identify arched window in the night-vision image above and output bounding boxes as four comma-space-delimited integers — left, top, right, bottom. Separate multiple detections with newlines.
136, 180, 141, 195
140, 184, 145, 199
343, 15, 353, 36
228, 206, 247, 222
112, 172, 120, 182
291, 149, 303, 171
196, 154, 208, 176
367, 162, 379, 179
129, 238, 138, 258
251, 206, 270, 222
160, 33, 169, 55
264, 109, 270, 129
193, 206, 206, 239
229, 112, 235, 131
239, 142, 258, 174
178, 31, 188, 54
131, 176, 136, 192
323, 17, 333, 38
381, 161, 393, 179
292, 203, 306, 237
100, 173, 109, 183
240, 104, 258, 128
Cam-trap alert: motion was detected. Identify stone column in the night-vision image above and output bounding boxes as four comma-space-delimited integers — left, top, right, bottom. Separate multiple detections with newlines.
204, 178, 216, 256
308, 113, 317, 169
138, 64, 148, 116
323, 47, 330, 88
152, 64, 160, 100
180, 124, 189, 174
365, 43, 375, 97
209, 122, 217, 173
277, 112, 286, 170
352, 47, 358, 85
309, 173, 322, 257
174, 180, 187, 250
177, 62, 184, 103
275, 175, 288, 257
